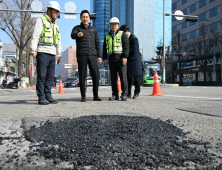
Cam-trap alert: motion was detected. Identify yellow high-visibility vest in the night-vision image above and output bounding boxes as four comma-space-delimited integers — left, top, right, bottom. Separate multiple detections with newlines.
38, 16, 60, 47
106, 31, 123, 55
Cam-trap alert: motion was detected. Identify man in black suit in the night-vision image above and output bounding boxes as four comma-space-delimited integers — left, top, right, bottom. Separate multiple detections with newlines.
71, 10, 102, 102
120, 25, 142, 99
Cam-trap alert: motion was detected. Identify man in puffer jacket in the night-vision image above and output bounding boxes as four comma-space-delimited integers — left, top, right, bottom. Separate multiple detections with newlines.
71, 10, 102, 102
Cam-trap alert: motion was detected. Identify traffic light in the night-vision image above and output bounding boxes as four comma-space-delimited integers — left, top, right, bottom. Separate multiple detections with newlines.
185, 16, 198, 22
156, 46, 163, 56
90, 14, 96, 20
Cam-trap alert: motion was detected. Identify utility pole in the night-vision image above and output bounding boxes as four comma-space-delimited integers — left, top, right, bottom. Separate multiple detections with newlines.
163, 0, 166, 83
220, 24, 222, 82
213, 42, 216, 81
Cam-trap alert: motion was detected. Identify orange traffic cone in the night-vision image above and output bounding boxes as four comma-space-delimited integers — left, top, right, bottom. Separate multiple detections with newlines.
35, 95, 38, 97
32, 84, 35, 90
57, 79, 65, 94
117, 76, 122, 94
91, 87, 93, 92
150, 71, 165, 96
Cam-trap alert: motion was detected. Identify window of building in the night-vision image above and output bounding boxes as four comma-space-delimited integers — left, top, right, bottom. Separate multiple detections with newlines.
190, 45, 196, 51
210, 39, 217, 46
182, 22, 187, 29
210, 0, 216, 3
172, 26, 177, 33
172, 16, 176, 22
199, 13, 206, 22
199, 0, 206, 8
182, 9, 187, 15
200, 42, 205, 49
210, 23, 217, 30
182, 0, 187, 5
172, 38, 177, 43
190, 4, 196, 13
190, 31, 196, 39
182, 34, 187, 41
199, 27, 206, 36
172, 3, 177, 11
210, 8, 217, 18
190, 22, 196, 26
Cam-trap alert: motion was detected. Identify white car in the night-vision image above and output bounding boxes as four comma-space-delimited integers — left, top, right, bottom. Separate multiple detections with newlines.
86, 77, 93, 85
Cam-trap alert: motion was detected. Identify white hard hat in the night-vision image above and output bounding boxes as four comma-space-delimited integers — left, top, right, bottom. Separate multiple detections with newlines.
47, 1, 60, 11
109, 17, 120, 24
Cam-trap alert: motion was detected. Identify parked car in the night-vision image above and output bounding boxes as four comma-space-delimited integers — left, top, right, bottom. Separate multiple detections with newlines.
86, 77, 93, 85
64, 77, 79, 87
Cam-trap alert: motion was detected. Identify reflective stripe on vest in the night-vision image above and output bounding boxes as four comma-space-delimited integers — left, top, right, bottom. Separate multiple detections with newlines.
38, 16, 60, 47
105, 31, 123, 55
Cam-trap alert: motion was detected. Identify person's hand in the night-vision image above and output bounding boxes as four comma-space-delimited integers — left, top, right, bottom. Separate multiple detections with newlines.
98, 58, 102, 64
77, 32, 83, 37
56, 57, 61, 64
30, 51, 37, 58
122, 58, 127, 65
104, 60, 108, 65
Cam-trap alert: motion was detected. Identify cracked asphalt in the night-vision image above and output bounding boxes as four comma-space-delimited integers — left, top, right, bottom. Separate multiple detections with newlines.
0, 85, 222, 169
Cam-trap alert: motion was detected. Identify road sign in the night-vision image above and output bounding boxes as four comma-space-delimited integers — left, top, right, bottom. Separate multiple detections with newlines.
182, 51, 187, 57
31, 0, 43, 18
64, 2, 76, 19
174, 10, 184, 20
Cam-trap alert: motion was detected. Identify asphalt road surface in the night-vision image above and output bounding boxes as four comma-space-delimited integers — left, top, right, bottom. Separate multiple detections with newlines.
0, 85, 222, 169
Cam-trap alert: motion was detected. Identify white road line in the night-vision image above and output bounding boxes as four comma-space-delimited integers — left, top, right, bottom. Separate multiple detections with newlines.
166, 95, 222, 100
185, 86, 190, 88
182, 90, 199, 91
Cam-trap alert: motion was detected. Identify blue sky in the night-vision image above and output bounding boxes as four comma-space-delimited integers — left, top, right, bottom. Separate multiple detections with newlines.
0, 0, 91, 52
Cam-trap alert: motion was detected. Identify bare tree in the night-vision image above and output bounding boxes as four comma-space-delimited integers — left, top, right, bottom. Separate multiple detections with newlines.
171, 30, 191, 83
0, 0, 44, 77
191, 23, 217, 82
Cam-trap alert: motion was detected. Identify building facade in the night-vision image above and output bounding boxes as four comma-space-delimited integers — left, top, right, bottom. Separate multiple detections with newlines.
0, 43, 18, 83
172, 0, 222, 83
91, 0, 110, 51
110, 0, 172, 61
60, 46, 78, 80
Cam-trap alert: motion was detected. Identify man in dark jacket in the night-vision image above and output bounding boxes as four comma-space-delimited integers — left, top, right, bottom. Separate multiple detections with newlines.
103, 17, 129, 101
120, 25, 142, 99
71, 10, 102, 102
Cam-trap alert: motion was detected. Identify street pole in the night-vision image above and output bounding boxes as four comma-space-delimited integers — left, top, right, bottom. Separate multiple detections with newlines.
213, 42, 216, 81
163, 0, 166, 83
220, 27, 222, 82
31, 56, 33, 86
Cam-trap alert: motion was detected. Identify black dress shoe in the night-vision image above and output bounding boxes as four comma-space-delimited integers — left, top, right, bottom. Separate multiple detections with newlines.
81, 98, 86, 102
109, 95, 119, 101
133, 94, 139, 99
46, 98, 58, 104
93, 97, 102, 101
121, 96, 127, 101
38, 99, 49, 105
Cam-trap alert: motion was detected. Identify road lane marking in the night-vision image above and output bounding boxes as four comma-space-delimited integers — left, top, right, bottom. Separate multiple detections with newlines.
166, 95, 222, 100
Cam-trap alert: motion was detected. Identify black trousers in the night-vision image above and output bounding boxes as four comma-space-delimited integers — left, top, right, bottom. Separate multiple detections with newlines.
36, 52, 55, 100
109, 62, 128, 96
77, 55, 99, 98
128, 75, 141, 95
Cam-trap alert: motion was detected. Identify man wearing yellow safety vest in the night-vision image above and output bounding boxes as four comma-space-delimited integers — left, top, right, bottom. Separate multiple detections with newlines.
103, 17, 129, 101
30, 1, 61, 105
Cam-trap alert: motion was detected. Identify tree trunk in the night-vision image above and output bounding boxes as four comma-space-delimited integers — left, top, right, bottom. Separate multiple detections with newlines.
18, 47, 24, 77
